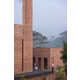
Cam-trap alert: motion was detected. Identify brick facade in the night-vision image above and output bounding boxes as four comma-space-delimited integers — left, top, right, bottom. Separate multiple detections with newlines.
50, 48, 63, 70
33, 48, 63, 71
14, 24, 23, 74
23, 0, 32, 24
14, 24, 33, 74
14, 0, 33, 74
14, 0, 64, 76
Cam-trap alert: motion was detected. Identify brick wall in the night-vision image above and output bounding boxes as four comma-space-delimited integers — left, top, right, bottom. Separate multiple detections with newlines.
50, 48, 64, 70
14, 24, 23, 74
14, 24, 33, 74
14, 0, 33, 74
23, 25, 33, 73
33, 48, 63, 71
33, 48, 50, 57
23, 0, 32, 24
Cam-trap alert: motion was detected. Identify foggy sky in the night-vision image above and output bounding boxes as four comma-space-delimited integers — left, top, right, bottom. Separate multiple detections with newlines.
14, 0, 67, 37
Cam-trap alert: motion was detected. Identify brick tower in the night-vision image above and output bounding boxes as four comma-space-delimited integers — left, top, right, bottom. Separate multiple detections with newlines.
22, 0, 33, 73
14, 0, 33, 74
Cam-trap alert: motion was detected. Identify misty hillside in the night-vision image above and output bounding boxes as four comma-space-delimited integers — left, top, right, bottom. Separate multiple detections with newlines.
33, 31, 67, 48
33, 31, 47, 48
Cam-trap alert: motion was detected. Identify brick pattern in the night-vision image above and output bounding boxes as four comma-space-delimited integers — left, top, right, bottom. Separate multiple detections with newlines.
23, 25, 33, 73
33, 48, 50, 57
50, 48, 64, 70
14, 39, 22, 74
14, 24, 33, 74
14, 24, 24, 40
14, 24, 24, 74
23, 0, 32, 24
33, 48, 51, 71
14, 0, 33, 74
33, 48, 63, 71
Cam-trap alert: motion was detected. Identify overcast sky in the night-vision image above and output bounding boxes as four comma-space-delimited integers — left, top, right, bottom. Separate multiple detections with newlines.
14, 0, 67, 37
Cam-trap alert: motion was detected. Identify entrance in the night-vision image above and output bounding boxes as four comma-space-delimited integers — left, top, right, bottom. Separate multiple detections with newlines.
38, 57, 41, 71
33, 56, 36, 70
44, 57, 48, 70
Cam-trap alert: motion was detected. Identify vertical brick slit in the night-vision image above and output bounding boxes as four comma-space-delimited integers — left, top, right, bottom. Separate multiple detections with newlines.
22, 39, 24, 72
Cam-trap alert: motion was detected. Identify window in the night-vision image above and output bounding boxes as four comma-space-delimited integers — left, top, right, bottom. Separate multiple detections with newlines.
44, 57, 48, 70
38, 57, 41, 70
33, 57, 36, 69
33, 57, 36, 64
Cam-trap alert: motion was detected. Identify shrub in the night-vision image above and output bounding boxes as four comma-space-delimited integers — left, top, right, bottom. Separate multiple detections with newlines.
42, 75, 46, 80
20, 75, 26, 80
56, 66, 65, 80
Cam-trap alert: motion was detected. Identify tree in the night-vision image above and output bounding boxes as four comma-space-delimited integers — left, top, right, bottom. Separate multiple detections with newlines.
42, 75, 46, 80
61, 42, 67, 64
33, 31, 47, 48
20, 75, 26, 80
56, 66, 64, 80
60, 42, 67, 79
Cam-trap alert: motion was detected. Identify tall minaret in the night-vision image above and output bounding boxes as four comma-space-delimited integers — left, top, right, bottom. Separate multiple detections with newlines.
22, 0, 33, 72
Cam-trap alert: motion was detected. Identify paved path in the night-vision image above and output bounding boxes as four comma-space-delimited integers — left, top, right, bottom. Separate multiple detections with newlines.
14, 71, 53, 80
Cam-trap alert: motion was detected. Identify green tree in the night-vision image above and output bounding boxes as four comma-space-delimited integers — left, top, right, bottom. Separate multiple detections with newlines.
61, 42, 67, 64
60, 42, 67, 79
20, 75, 26, 80
56, 66, 64, 80
42, 75, 46, 80
33, 31, 47, 41
33, 31, 47, 48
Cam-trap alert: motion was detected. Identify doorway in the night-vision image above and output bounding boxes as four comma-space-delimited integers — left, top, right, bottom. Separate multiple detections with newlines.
44, 57, 48, 70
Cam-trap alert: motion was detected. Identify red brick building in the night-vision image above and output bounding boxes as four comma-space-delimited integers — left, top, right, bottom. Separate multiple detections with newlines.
14, 0, 33, 74
14, 0, 64, 75
33, 48, 63, 72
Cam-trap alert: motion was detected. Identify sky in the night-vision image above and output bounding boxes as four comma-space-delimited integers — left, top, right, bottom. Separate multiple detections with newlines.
14, 0, 67, 37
